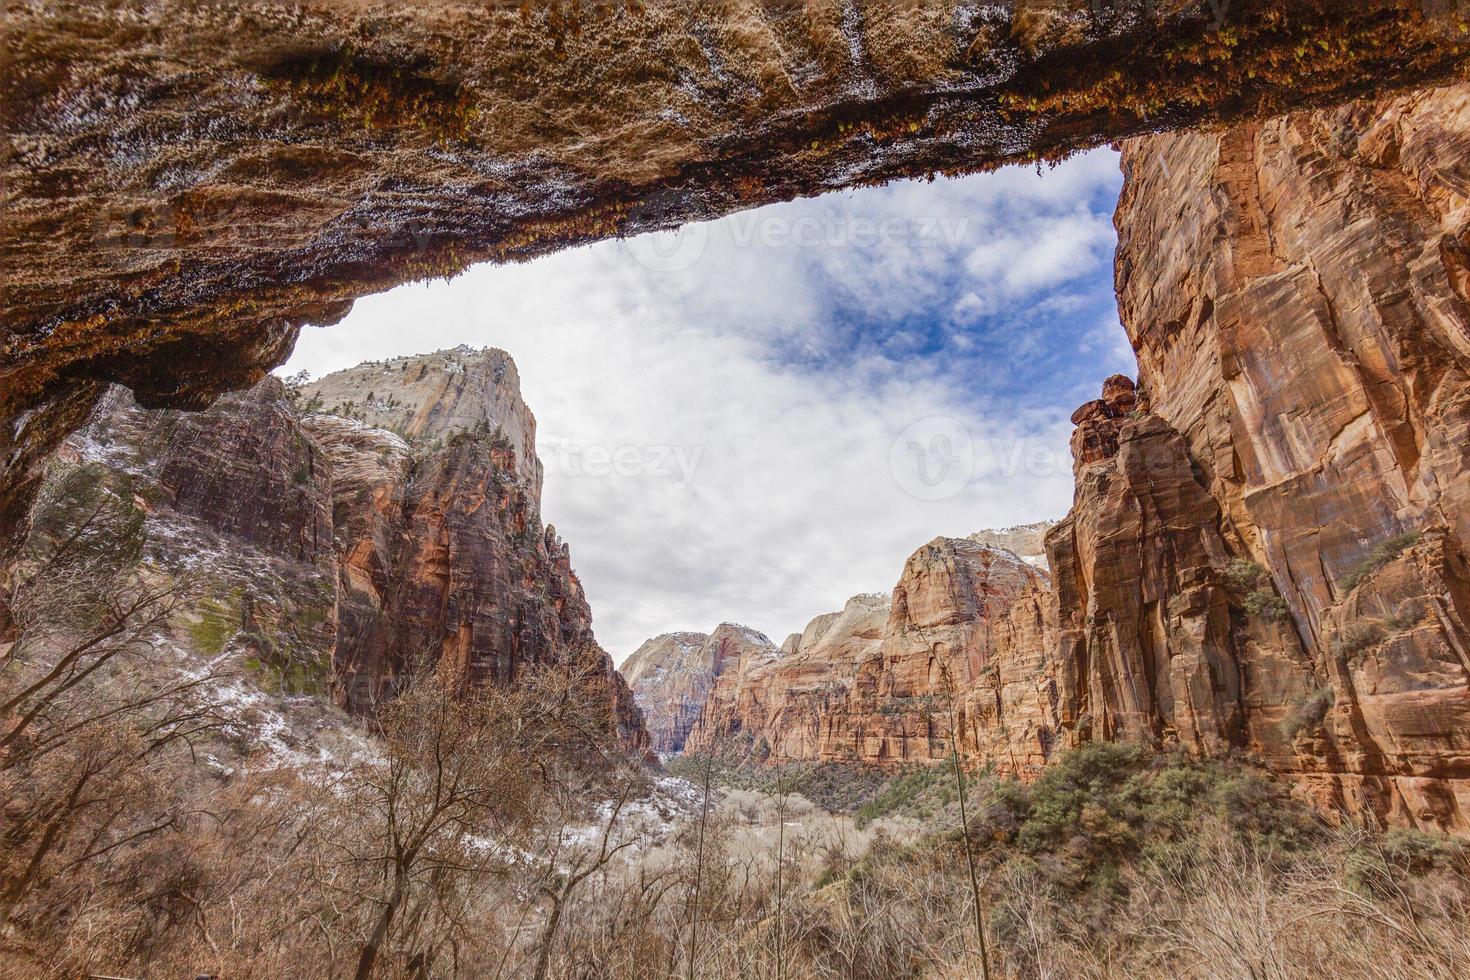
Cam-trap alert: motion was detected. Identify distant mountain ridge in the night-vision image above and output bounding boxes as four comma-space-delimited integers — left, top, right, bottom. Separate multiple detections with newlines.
966, 521, 1054, 569
621, 624, 779, 755
624, 528, 1054, 765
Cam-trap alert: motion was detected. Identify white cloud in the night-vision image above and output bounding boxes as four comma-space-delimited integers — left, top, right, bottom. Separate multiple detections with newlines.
283, 149, 1133, 659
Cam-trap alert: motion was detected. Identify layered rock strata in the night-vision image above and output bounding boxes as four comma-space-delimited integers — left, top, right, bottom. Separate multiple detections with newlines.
300, 346, 543, 490
1109, 83, 1470, 829
965, 522, 1054, 570
621, 625, 780, 755
683, 540, 1051, 768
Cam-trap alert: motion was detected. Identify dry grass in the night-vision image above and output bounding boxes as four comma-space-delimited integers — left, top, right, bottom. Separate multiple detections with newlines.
533, 746, 1470, 980
5, 467, 1468, 978
6, 679, 1469, 979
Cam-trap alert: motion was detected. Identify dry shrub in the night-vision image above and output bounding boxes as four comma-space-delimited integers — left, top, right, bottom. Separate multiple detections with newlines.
543, 747, 1470, 980
6, 464, 1468, 978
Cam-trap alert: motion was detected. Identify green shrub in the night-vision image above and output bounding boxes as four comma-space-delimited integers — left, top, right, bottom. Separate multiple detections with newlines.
964, 743, 1321, 895
1224, 558, 1267, 591
1333, 622, 1385, 663
1245, 589, 1290, 623
1013, 742, 1148, 859
1223, 559, 1289, 622
1340, 532, 1422, 593
855, 760, 959, 827
1375, 827, 1470, 875
1281, 686, 1335, 739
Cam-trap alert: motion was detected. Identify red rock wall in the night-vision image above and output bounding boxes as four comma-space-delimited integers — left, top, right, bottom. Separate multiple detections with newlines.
52, 366, 651, 758
1106, 84, 1470, 830
684, 539, 1047, 767
306, 415, 651, 758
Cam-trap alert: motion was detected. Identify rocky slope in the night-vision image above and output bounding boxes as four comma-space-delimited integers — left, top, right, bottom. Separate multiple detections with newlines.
47, 349, 650, 756
682, 538, 1049, 767
621, 625, 780, 755
6, 4, 1470, 551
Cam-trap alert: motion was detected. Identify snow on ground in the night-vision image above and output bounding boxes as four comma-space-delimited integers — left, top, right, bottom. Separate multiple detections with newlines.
164, 639, 377, 778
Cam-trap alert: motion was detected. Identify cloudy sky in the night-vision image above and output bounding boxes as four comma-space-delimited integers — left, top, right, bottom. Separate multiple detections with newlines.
282, 147, 1134, 660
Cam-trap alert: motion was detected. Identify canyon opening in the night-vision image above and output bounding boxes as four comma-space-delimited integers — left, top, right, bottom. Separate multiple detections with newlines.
5, 4, 1470, 979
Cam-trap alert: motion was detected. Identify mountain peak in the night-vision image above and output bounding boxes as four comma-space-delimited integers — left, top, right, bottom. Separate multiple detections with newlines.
300, 348, 541, 492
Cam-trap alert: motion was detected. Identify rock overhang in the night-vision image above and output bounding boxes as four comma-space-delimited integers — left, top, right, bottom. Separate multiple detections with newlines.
4, 0, 1470, 540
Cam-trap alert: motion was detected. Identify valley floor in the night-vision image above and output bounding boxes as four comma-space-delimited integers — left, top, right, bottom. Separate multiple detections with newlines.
630, 747, 1470, 980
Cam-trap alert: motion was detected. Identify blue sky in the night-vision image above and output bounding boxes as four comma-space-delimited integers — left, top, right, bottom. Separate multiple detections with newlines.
283, 147, 1134, 656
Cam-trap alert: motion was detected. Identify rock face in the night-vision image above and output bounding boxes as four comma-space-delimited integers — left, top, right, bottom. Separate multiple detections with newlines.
621, 626, 779, 755
683, 538, 1048, 767
55, 380, 343, 692
300, 346, 543, 491
965, 522, 1054, 570
690, 593, 893, 762
1105, 83, 1470, 830
47, 350, 650, 756
6, 3, 1470, 548
1044, 379, 1317, 763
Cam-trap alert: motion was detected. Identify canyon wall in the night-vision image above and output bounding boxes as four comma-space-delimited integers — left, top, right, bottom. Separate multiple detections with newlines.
683, 539, 1051, 770
1104, 83, 1470, 828
43, 349, 650, 756
300, 347, 544, 491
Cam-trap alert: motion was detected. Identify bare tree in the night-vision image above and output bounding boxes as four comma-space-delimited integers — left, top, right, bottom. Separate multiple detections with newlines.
322, 663, 623, 980
938, 657, 993, 980
686, 747, 717, 980
0, 461, 213, 933
528, 785, 639, 980
772, 759, 791, 980
2, 462, 188, 756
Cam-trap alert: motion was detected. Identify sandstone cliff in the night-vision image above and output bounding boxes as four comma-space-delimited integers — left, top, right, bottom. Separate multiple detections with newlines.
621, 625, 780, 755
308, 349, 649, 754
1105, 83, 1470, 829
58, 380, 341, 694
683, 538, 1048, 767
48, 350, 650, 756
825, 83, 1470, 829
